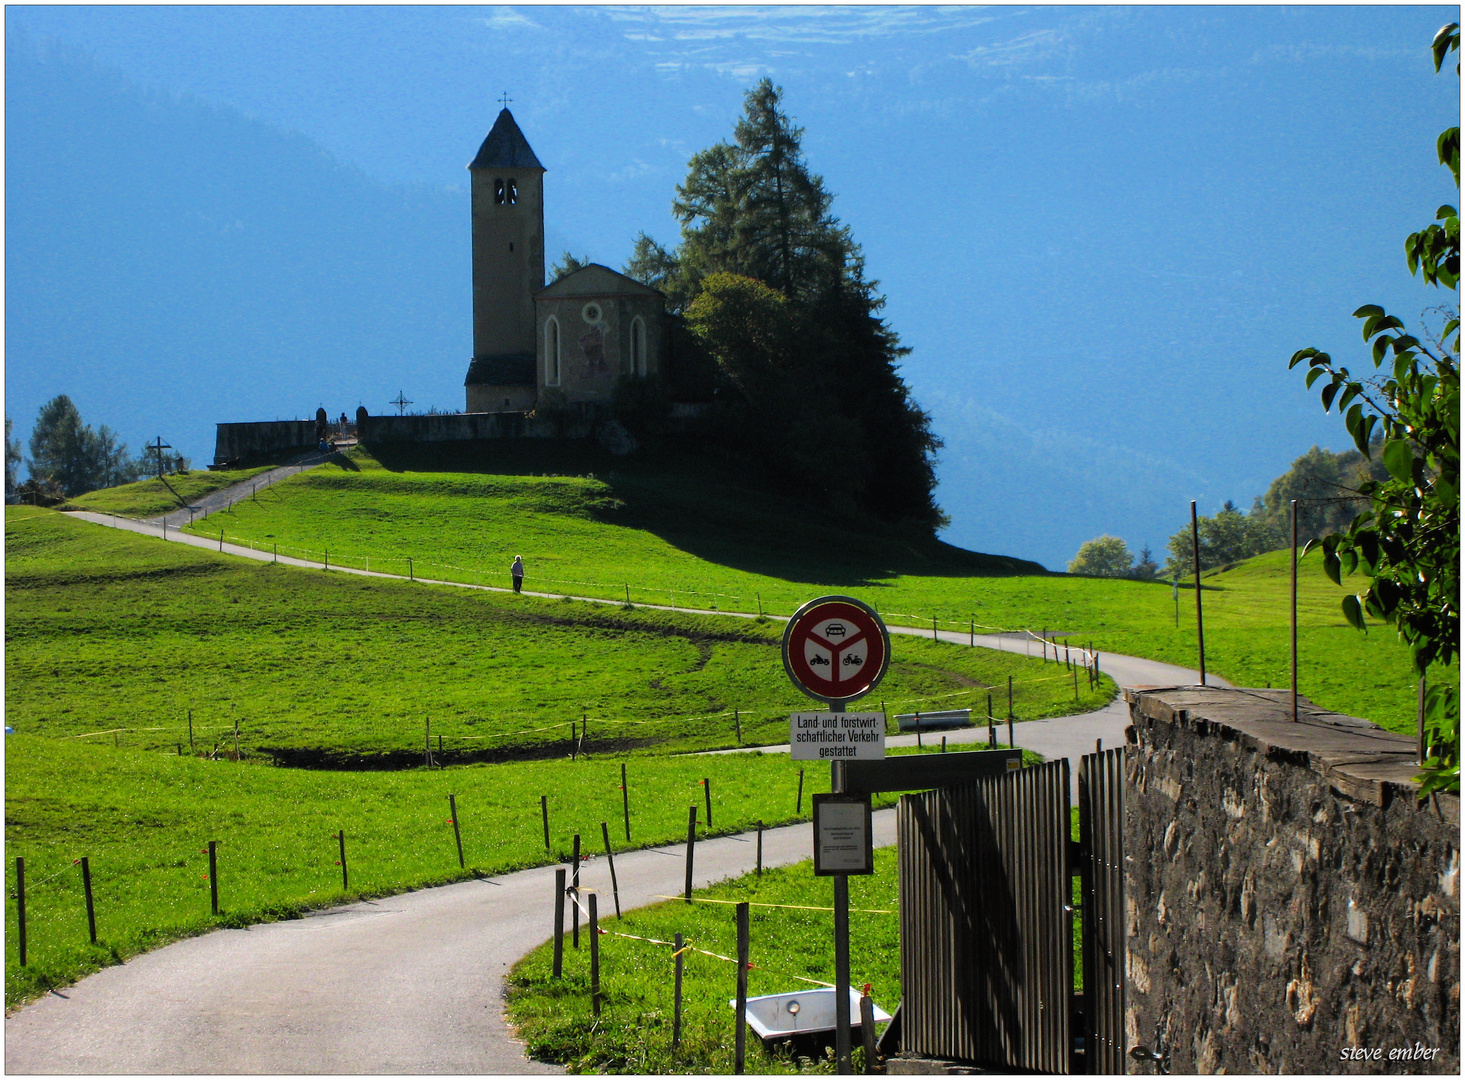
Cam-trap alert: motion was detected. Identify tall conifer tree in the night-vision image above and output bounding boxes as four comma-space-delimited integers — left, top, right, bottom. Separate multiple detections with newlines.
630, 80, 945, 530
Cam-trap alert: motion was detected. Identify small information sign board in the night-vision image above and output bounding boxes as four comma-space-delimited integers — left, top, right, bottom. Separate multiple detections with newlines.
789, 712, 886, 761
811, 794, 874, 876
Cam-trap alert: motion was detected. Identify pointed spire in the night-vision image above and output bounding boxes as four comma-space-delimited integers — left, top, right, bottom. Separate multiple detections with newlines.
469, 108, 544, 171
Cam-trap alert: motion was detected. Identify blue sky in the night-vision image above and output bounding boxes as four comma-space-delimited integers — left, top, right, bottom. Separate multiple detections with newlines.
5, 5, 1459, 569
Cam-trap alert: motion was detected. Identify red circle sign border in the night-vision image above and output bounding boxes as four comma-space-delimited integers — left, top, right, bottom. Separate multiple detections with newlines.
781, 595, 891, 706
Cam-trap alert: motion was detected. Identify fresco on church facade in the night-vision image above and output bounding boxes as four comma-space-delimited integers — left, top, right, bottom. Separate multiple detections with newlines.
579, 325, 608, 377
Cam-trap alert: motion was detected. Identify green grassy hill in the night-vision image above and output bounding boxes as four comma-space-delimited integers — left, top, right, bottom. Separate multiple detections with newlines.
5, 501, 1073, 1009
6, 508, 1102, 761
4, 439, 1433, 1011
172, 441, 1423, 731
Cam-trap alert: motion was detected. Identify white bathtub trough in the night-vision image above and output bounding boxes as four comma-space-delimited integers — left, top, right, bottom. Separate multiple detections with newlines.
731, 988, 892, 1043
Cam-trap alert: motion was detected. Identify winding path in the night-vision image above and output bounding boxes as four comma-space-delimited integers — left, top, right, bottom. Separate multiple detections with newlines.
8, 509, 1221, 1073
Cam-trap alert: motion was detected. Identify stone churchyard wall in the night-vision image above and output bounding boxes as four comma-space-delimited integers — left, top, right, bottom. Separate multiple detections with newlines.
1124, 686, 1458, 1074
356, 411, 554, 443
213, 420, 316, 465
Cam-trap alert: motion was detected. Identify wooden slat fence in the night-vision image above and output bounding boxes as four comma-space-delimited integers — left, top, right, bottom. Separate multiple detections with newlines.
896, 758, 1073, 1072
1079, 746, 1127, 1073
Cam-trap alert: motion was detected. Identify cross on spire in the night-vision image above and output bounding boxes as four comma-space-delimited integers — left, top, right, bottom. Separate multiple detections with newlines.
390, 391, 413, 416
498, 92, 513, 109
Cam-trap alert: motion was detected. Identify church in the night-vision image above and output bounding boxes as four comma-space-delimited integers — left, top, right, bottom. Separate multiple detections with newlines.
463, 108, 669, 416
214, 107, 687, 466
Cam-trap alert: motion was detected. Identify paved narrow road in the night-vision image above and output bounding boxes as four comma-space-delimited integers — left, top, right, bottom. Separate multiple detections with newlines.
147, 446, 342, 530
5, 817, 898, 1074
12, 510, 1220, 1072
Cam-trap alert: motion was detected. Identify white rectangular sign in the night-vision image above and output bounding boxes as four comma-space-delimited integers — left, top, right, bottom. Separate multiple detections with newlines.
813, 795, 874, 874
789, 712, 886, 760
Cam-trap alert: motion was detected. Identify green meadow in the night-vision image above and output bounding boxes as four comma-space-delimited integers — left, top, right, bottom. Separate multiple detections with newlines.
62, 464, 276, 519
506, 850, 903, 1075
175, 442, 1423, 731
4, 433, 1433, 1013
4, 504, 1093, 1009
3, 733, 851, 1009
6, 509, 1108, 760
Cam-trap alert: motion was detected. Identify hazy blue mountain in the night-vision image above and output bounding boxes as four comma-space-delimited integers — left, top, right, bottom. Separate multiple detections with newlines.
5, 31, 471, 467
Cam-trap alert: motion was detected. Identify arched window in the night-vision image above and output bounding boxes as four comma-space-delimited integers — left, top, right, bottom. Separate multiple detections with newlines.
507, 178, 518, 205
494, 178, 505, 205
630, 316, 647, 377
545, 317, 561, 386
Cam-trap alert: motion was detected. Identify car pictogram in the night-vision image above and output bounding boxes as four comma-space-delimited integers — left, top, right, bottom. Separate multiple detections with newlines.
823, 622, 848, 639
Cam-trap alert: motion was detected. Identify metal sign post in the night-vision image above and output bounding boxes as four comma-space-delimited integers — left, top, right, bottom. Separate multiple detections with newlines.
781, 596, 890, 1077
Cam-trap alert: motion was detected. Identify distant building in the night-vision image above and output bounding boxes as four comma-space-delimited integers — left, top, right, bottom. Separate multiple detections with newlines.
464, 109, 668, 415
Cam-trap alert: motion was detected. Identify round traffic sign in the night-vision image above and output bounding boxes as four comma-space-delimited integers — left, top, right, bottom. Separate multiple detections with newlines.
782, 595, 890, 706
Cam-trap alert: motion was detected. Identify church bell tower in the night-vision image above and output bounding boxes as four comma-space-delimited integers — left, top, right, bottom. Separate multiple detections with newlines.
468, 108, 545, 370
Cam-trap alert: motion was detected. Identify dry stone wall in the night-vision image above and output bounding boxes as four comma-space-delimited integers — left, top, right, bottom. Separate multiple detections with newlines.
1124, 687, 1458, 1074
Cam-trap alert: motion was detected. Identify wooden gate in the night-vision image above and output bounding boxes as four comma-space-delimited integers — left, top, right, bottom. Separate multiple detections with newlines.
1078, 746, 1127, 1074
895, 758, 1074, 1072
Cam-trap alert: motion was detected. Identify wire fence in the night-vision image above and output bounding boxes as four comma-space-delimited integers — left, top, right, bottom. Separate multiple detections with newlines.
63, 657, 1105, 762
157, 517, 1104, 667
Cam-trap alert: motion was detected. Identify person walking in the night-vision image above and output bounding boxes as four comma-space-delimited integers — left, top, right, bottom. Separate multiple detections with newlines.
511, 555, 524, 594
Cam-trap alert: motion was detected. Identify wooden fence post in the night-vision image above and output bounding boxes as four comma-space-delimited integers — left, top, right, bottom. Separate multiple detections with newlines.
81, 857, 97, 944
208, 840, 219, 915
683, 807, 697, 900
553, 868, 565, 978
541, 795, 551, 852
756, 822, 763, 876
601, 821, 621, 918
1192, 499, 1207, 685
672, 931, 684, 1049
860, 991, 878, 1073
449, 794, 465, 869
338, 830, 348, 891
703, 777, 712, 829
589, 891, 602, 1017
621, 763, 631, 842
795, 769, 805, 814
571, 833, 581, 948
16, 857, 26, 966
735, 901, 750, 1074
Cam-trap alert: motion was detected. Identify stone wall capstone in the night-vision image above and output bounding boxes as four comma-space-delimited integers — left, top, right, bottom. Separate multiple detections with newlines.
1124, 687, 1459, 1074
